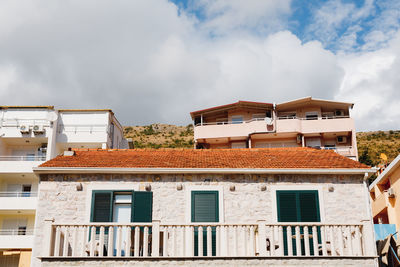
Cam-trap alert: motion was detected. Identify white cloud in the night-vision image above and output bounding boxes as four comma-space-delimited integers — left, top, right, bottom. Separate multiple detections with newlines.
190, 0, 292, 36
0, 0, 398, 131
336, 31, 400, 130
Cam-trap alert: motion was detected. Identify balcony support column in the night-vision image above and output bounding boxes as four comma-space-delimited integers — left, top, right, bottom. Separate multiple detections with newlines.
43, 218, 54, 257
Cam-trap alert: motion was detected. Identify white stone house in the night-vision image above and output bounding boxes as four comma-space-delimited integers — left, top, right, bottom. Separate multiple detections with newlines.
31, 148, 377, 267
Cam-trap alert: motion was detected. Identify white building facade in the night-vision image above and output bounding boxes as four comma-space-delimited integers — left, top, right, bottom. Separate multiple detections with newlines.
31, 148, 377, 267
0, 106, 126, 266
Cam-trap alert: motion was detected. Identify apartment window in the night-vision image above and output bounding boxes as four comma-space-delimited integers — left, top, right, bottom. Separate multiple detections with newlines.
26, 153, 35, 161
231, 116, 243, 124
252, 113, 265, 120
231, 142, 246, 149
277, 190, 320, 256
191, 191, 219, 256
18, 226, 27, 236
216, 118, 228, 125
22, 185, 32, 197
91, 190, 152, 256
305, 111, 318, 120
91, 190, 152, 223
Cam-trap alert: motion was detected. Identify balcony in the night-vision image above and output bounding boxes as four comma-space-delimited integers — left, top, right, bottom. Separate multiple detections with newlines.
0, 156, 46, 173
194, 119, 273, 140
56, 124, 109, 144
371, 192, 389, 217
276, 116, 354, 134
0, 229, 34, 249
42, 221, 374, 259
320, 146, 355, 157
0, 192, 37, 211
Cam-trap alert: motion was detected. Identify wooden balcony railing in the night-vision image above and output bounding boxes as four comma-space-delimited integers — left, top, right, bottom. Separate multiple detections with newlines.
42, 220, 376, 258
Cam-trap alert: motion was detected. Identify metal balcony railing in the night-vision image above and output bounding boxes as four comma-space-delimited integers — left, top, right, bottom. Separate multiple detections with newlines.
0, 155, 46, 161
0, 229, 34, 235
0, 191, 38, 197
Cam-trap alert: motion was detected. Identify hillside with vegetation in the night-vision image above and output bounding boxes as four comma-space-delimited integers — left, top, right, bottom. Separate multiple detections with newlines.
124, 124, 194, 149
357, 130, 400, 166
124, 125, 400, 166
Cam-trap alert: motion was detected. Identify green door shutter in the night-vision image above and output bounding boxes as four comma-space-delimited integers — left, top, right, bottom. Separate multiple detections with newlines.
90, 191, 113, 238
277, 190, 320, 256
131, 191, 153, 222
191, 191, 218, 256
299, 192, 320, 222
276, 191, 298, 222
91, 191, 113, 222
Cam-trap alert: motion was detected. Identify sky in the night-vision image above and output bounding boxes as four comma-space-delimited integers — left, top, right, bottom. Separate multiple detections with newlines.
0, 0, 399, 131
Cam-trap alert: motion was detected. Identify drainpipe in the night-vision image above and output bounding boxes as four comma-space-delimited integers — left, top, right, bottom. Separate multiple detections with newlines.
273, 102, 277, 132
200, 114, 203, 126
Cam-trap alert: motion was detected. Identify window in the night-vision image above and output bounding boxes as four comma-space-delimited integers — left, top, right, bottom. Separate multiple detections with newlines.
231, 116, 243, 124
216, 118, 228, 125
252, 113, 265, 120
191, 191, 218, 256
305, 111, 318, 120
22, 185, 31, 197
90, 190, 153, 256
231, 142, 246, 149
91, 190, 153, 223
277, 190, 320, 256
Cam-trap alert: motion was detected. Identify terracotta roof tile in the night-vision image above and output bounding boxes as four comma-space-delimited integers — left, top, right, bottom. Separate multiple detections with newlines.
39, 148, 369, 169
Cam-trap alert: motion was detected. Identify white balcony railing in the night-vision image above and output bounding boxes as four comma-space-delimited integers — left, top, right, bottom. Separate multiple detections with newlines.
0, 155, 46, 161
42, 221, 375, 258
194, 118, 269, 127
0, 119, 50, 128
0, 229, 34, 236
320, 146, 353, 155
277, 116, 350, 120
57, 124, 108, 134
0, 191, 38, 197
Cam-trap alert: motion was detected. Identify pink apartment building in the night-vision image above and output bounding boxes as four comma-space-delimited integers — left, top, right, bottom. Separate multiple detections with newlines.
191, 97, 358, 160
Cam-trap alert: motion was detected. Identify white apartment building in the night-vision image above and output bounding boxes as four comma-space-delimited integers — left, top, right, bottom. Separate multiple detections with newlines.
0, 106, 126, 266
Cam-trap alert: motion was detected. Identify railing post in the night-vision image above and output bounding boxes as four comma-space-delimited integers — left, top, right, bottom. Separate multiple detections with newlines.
42, 218, 54, 256
152, 220, 160, 257
361, 220, 376, 256
257, 220, 267, 256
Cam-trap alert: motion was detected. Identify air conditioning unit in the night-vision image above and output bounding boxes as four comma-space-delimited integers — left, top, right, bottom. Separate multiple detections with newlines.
335, 110, 345, 117
296, 134, 302, 144
19, 124, 30, 133
33, 124, 44, 134
336, 136, 347, 144
388, 188, 396, 198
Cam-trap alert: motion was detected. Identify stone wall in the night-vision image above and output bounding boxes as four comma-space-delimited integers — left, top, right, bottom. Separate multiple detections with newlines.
32, 173, 373, 266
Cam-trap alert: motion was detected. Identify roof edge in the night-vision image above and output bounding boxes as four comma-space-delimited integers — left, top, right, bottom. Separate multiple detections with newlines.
369, 154, 400, 190
33, 167, 375, 175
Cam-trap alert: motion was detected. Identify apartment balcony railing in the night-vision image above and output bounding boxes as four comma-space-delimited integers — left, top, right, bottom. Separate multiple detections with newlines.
0, 229, 34, 236
0, 119, 50, 127
194, 118, 271, 127
194, 119, 273, 140
57, 124, 108, 134
0, 155, 46, 161
277, 116, 350, 120
320, 146, 353, 155
0, 191, 38, 197
42, 221, 375, 258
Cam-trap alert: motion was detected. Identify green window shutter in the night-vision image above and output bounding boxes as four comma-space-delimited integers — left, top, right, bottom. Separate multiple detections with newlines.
191, 191, 219, 222
90, 191, 113, 222
276, 191, 298, 222
131, 191, 153, 222
299, 192, 320, 222
277, 190, 320, 256
191, 191, 219, 256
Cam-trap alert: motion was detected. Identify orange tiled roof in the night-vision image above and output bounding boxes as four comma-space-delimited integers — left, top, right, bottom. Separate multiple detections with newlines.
39, 148, 369, 169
